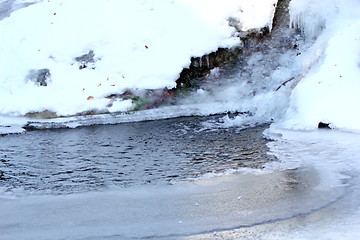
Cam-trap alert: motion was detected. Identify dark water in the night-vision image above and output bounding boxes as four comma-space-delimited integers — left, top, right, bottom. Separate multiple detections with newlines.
0, 116, 275, 194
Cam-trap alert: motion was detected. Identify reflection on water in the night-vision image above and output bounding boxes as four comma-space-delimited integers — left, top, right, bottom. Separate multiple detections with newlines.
0, 116, 276, 194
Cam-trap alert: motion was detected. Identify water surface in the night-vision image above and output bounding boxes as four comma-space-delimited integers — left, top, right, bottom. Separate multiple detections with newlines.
0, 116, 275, 194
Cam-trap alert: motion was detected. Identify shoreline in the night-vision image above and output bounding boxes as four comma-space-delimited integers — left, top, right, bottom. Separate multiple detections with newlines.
0, 166, 346, 240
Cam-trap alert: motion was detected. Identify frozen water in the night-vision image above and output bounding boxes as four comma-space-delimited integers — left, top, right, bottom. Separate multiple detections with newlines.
0, 159, 348, 240
261, 125, 360, 240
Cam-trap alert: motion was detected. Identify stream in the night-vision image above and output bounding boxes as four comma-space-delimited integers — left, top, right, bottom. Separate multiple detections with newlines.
0, 116, 274, 195
0, 116, 357, 240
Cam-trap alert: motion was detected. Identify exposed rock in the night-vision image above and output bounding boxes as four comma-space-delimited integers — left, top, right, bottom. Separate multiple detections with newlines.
24, 110, 58, 119
318, 122, 334, 129
272, 0, 291, 28
175, 47, 243, 89
26, 68, 51, 86
174, 0, 293, 90
75, 50, 96, 69
74, 110, 102, 117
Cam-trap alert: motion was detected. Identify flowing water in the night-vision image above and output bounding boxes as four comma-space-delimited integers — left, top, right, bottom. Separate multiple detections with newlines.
0, 115, 274, 195
0, 116, 357, 240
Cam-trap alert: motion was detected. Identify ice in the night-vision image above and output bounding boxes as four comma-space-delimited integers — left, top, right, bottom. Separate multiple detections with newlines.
0, 166, 349, 240
264, 126, 360, 240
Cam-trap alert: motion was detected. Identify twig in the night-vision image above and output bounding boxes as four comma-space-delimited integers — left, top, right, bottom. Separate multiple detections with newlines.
276, 77, 295, 91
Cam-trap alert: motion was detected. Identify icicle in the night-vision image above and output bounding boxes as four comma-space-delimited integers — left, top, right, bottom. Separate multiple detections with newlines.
206, 55, 210, 68
289, 0, 328, 40
290, 11, 326, 40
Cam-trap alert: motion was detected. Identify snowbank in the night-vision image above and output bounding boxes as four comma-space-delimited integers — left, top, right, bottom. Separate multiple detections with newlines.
0, 0, 276, 120
278, 0, 360, 131
2, 0, 359, 133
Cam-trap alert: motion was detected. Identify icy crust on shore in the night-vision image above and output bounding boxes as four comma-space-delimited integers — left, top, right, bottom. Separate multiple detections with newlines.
264, 124, 360, 240
0, 0, 276, 119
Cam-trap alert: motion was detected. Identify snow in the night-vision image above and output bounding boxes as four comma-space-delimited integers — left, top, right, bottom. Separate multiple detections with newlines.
180, 0, 277, 31
0, 0, 276, 123
1, 0, 357, 133
196, 0, 360, 133
279, 0, 360, 131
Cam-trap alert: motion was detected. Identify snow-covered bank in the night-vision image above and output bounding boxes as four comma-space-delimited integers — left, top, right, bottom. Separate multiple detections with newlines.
205, 0, 360, 132
0, 0, 360, 133
278, 0, 360, 131
0, 0, 276, 121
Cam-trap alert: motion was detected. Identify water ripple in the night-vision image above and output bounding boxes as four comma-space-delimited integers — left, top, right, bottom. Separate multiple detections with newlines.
0, 116, 276, 194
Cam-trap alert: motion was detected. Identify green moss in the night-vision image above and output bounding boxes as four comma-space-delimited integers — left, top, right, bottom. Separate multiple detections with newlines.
130, 96, 147, 111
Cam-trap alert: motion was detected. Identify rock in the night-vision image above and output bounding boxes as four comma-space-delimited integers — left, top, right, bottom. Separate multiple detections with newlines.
176, 47, 243, 89
26, 68, 51, 86
318, 122, 334, 129
272, 0, 292, 28
75, 50, 96, 69
24, 110, 58, 119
